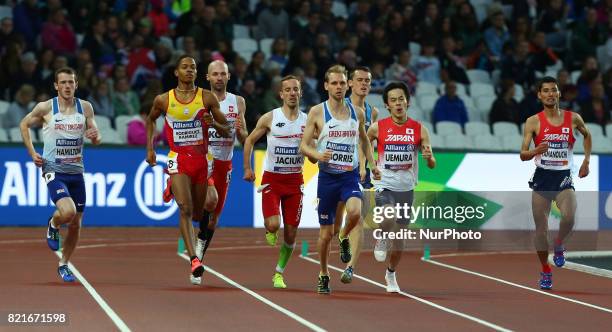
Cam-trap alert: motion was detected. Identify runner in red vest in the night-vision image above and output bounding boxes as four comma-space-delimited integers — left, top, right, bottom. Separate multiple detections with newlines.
520, 76, 592, 290
367, 81, 436, 293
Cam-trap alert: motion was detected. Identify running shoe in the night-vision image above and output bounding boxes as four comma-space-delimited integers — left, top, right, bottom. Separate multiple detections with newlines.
539, 272, 552, 290
374, 239, 390, 262
195, 238, 205, 261
163, 177, 173, 203
340, 266, 353, 284
46, 217, 60, 251
385, 270, 400, 293
553, 245, 566, 267
190, 275, 202, 285
339, 235, 351, 263
273, 272, 287, 289
58, 265, 76, 282
265, 231, 278, 246
317, 275, 331, 294
191, 257, 204, 278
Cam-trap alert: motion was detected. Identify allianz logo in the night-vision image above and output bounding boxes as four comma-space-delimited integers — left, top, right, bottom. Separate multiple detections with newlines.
0, 157, 177, 221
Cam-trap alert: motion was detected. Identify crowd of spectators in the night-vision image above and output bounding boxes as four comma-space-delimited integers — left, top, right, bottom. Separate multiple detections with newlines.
0, 0, 611, 146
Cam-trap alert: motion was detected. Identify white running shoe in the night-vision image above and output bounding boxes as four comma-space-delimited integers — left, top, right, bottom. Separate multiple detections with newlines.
374, 239, 390, 262
195, 238, 205, 261
190, 275, 202, 285
385, 270, 400, 293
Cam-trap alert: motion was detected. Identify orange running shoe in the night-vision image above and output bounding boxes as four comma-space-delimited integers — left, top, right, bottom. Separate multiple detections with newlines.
163, 177, 174, 203
191, 257, 204, 277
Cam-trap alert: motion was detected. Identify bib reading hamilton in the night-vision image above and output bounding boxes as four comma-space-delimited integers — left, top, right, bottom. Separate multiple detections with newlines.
534, 110, 575, 171
317, 101, 359, 174
42, 97, 86, 174
208, 92, 239, 161
376, 117, 421, 191
264, 108, 307, 173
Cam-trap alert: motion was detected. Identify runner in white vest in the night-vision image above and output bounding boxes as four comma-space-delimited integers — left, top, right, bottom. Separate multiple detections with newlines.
243, 76, 306, 289
20, 67, 101, 282
299, 65, 380, 294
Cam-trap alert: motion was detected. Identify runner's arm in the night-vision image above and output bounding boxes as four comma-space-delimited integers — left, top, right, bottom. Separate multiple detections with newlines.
147, 94, 165, 152
520, 116, 547, 161
299, 106, 327, 161
83, 101, 101, 145
243, 112, 272, 179
20, 101, 50, 167
420, 124, 436, 169
573, 112, 591, 178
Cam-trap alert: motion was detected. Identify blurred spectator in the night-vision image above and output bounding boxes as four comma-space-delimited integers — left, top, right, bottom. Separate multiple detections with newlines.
268, 38, 289, 72
4, 84, 35, 129
490, 80, 520, 125
38, 49, 55, 81
88, 81, 114, 119
576, 57, 601, 103
292, 67, 319, 111
536, 0, 568, 51
241, 78, 263, 131
557, 69, 579, 111
318, 0, 336, 36
501, 41, 535, 90
227, 56, 248, 93
579, 83, 610, 125
290, 1, 310, 38
12, 0, 42, 51
168, 0, 192, 22
81, 17, 115, 68
141, 79, 163, 107
257, 0, 289, 40
127, 35, 159, 90
418, 2, 441, 44
245, 50, 268, 94
175, 0, 205, 37
336, 47, 357, 72
41, 9, 77, 57
0, 17, 21, 55
571, 7, 608, 66
362, 25, 392, 65
386, 12, 409, 56
296, 12, 322, 48
529, 31, 559, 73
519, 85, 542, 123
483, 11, 509, 62
261, 76, 282, 112
454, 2, 481, 56
177, 36, 201, 62
386, 50, 417, 95
128, 103, 163, 146
112, 77, 140, 117
432, 81, 468, 127
75, 62, 98, 100
414, 43, 441, 86
215, 0, 234, 41
370, 61, 388, 94
512, 16, 533, 46
439, 36, 470, 85
329, 17, 350, 55
148, 0, 170, 38
40, 55, 69, 96
1, 42, 24, 98
10, 52, 42, 99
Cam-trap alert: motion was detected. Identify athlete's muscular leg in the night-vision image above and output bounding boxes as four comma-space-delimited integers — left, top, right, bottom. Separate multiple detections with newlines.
52, 197, 77, 226
339, 197, 362, 239
204, 185, 218, 216
265, 215, 281, 234
333, 202, 345, 236
555, 189, 577, 245
60, 213, 82, 265
192, 181, 207, 228
172, 174, 197, 257
532, 192, 552, 266
318, 224, 334, 276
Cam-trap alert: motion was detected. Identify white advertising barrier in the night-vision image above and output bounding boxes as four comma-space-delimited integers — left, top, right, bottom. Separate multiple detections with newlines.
254, 152, 600, 230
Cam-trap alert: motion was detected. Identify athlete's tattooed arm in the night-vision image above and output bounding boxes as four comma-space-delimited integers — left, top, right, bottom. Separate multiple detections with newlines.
236, 95, 249, 145
520, 115, 548, 161
203, 90, 230, 138
573, 112, 591, 178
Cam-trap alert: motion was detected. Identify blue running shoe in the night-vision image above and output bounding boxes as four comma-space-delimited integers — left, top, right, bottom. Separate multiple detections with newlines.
58, 265, 76, 282
340, 266, 353, 284
553, 246, 566, 267
46, 217, 60, 251
539, 272, 552, 290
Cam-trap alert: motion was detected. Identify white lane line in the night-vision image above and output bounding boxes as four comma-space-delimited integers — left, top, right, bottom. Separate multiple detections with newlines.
425, 258, 612, 314
54, 251, 130, 331
77, 242, 275, 250
178, 253, 326, 332
299, 255, 512, 332
429, 251, 532, 259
